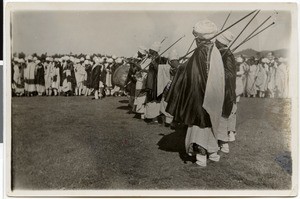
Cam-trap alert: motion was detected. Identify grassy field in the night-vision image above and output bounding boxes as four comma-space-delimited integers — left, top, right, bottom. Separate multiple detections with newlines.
11, 96, 292, 190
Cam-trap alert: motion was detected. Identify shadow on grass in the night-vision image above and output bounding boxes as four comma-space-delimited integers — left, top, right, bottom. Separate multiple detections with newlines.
117, 106, 130, 110
157, 125, 196, 164
119, 100, 129, 104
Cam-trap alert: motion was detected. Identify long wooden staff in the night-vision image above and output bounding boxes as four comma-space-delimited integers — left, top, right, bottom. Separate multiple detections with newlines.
221, 11, 232, 30
161, 37, 167, 44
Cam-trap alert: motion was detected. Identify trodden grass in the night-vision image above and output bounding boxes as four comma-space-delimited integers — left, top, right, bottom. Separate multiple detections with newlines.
11, 96, 292, 190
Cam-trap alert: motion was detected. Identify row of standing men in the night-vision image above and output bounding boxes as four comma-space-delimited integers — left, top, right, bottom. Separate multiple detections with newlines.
125, 19, 288, 167
12, 55, 125, 98
236, 53, 289, 99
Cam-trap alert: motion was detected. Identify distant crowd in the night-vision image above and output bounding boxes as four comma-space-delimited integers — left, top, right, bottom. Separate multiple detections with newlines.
11, 51, 289, 99
12, 54, 126, 98
235, 52, 289, 99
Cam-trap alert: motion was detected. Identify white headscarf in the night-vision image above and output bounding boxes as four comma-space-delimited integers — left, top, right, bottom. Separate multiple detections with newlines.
193, 19, 218, 40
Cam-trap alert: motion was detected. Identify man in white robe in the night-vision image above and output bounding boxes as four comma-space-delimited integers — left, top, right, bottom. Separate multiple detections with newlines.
275, 57, 289, 98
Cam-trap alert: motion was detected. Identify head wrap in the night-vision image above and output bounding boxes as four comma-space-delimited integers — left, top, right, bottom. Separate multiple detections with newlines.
236, 56, 244, 63
84, 60, 89, 65
168, 49, 179, 61
115, 58, 123, 64
138, 46, 147, 55
193, 19, 218, 40
150, 42, 161, 53
107, 58, 114, 63
216, 30, 235, 46
262, 58, 270, 63
27, 55, 33, 61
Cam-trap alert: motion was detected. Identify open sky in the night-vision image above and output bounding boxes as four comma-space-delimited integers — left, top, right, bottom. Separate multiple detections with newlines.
12, 9, 291, 57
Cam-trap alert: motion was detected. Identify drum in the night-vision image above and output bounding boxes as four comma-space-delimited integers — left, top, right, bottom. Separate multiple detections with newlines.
112, 64, 130, 87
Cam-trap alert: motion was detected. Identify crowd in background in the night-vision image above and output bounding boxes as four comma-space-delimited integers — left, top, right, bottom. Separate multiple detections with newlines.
11, 54, 125, 98
11, 51, 289, 100
235, 52, 289, 99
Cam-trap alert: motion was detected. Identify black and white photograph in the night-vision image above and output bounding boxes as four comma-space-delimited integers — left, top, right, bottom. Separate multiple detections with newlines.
4, 2, 298, 197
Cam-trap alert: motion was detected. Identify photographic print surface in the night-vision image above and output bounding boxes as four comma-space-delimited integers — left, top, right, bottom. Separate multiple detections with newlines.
5, 2, 298, 197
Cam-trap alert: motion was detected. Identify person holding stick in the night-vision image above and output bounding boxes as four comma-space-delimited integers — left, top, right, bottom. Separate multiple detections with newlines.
166, 19, 224, 167
144, 42, 168, 124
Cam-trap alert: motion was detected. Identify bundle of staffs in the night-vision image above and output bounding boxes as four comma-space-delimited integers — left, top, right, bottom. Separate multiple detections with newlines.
232, 22, 275, 53
178, 9, 258, 61
222, 10, 261, 57
123, 36, 168, 70
139, 35, 185, 73
231, 10, 278, 52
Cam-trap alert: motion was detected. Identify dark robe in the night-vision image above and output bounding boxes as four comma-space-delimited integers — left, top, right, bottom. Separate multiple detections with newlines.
53, 62, 61, 83
90, 64, 102, 90
35, 63, 45, 85
59, 63, 64, 86
70, 63, 76, 91
215, 40, 236, 118
166, 42, 214, 128
85, 64, 92, 89
145, 53, 168, 102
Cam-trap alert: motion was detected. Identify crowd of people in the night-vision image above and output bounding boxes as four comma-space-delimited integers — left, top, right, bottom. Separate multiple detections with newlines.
11, 19, 289, 168
236, 53, 289, 99
12, 54, 125, 98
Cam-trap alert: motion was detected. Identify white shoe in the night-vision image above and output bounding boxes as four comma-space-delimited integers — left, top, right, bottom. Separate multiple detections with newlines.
220, 143, 229, 153
228, 131, 236, 142
196, 154, 207, 167
209, 152, 220, 162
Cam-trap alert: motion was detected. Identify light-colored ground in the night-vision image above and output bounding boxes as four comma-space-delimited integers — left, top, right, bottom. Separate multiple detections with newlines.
11, 96, 291, 190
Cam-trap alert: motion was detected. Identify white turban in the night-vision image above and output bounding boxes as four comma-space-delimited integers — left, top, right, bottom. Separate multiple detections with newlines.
84, 60, 89, 65
86, 55, 91, 60
116, 58, 123, 64
217, 30, 235, 46
193, 19, 218, 40
138, 46, 147, 55
262, 58, 270, 63
107, 58, 113, 63
112, 55, 117, 59
19, 59, 25, 63
168, 49, 179, 61
27, 55, 33, 61
236, 56, 244, 63
150, 42, 161, 52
